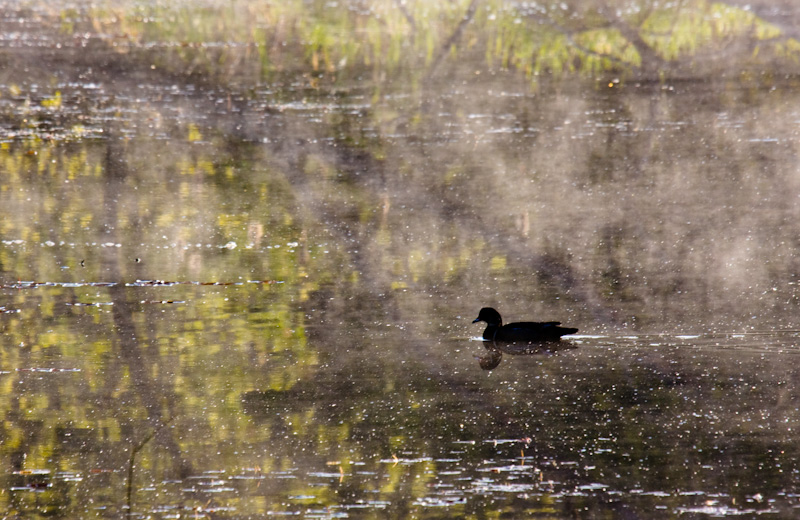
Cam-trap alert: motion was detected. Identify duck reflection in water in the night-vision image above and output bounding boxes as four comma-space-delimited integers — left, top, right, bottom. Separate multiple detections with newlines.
473, 307, 578, 370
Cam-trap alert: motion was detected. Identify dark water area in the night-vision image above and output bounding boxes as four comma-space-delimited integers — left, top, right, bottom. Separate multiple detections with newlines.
3, 1, 800, 518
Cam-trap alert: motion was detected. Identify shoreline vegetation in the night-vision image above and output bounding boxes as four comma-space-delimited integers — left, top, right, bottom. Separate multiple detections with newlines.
11, 0, 800, 90
3, 3, 800, 518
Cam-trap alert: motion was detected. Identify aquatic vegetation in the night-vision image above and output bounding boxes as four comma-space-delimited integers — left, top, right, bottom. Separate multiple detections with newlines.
29, 0, 800, 87
3, 1, 800, 518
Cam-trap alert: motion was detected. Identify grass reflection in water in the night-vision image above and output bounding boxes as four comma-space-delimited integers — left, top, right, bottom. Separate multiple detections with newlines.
3, 1, 800, 517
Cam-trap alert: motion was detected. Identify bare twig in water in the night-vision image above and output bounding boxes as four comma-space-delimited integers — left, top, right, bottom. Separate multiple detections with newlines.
126, 418, 173, 519
424, 0, 479, 82
526, 10, 632, 69
595, 0, 665, 74
393, 0, 416, 33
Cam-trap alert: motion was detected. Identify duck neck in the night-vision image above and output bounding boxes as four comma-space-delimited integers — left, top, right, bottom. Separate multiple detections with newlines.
483, 323, 500, 341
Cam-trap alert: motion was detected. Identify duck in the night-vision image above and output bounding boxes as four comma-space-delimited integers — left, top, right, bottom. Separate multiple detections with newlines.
473, 307, 578, 343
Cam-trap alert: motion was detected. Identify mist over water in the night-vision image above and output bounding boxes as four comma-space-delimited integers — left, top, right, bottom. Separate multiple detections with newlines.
2, 1, 800, 518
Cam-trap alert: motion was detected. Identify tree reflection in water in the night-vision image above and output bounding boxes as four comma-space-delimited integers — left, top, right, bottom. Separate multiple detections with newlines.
2, 0, 800, 518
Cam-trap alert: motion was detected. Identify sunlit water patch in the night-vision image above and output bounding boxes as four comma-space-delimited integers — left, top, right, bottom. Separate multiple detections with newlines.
4, 3, 800, 517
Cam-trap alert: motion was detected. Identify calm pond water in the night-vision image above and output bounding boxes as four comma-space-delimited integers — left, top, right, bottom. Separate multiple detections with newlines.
3, 1, 800, 518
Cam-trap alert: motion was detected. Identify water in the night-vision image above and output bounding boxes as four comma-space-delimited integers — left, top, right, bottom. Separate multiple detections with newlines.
6, 323, 800, 517
3, 1, 800, 518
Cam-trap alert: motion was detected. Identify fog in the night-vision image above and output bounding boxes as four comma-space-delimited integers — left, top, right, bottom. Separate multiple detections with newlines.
2, 1, 800, 518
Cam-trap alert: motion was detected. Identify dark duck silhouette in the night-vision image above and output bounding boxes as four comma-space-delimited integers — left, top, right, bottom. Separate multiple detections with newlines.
473, 307, 578, 343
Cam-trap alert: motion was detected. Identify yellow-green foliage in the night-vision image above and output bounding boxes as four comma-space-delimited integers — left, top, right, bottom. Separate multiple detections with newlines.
37, 0, 796, 83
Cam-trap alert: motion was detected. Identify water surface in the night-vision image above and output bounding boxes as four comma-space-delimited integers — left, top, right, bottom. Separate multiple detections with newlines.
2, 1, 800, 518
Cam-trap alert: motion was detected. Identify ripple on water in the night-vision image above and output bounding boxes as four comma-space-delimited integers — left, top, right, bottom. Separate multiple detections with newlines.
674, 504, 773, 516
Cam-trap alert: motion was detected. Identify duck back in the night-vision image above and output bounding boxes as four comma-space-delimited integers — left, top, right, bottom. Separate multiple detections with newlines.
484, 321, 578, 343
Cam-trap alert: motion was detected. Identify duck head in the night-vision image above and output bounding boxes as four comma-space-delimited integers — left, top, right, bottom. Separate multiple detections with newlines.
473, 307, 502, 326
